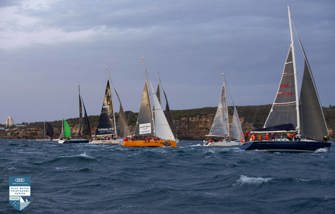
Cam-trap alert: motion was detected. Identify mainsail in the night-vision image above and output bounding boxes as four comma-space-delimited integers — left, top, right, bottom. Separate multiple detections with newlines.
299, 40, 328, 140
96, 80, 116, 136
114, 88, 130, 138
263, 46, 298, 130
208, 80, 229, 137
231, 106, 244, 142
135, 81, 153, 136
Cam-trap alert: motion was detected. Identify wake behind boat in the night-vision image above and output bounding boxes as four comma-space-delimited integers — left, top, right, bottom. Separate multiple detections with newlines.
241, 7, 331, 152
204, 75, 244, 147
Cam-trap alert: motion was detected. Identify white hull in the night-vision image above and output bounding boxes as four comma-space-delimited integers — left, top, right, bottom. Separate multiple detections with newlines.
90, 138, 123, 145
203, 140, 240, 147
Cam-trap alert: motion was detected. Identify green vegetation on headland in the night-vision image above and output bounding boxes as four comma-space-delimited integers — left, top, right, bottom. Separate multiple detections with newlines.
1, 105, 335, 140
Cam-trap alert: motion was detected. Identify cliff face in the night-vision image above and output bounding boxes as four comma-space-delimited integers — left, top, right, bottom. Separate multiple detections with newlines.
1, 105, 334, 140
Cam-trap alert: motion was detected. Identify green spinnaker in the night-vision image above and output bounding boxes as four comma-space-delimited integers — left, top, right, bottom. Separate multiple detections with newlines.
63, 120, 71, 138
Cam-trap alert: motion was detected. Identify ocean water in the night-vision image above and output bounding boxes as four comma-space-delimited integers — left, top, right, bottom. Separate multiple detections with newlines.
0, 139, 334, 214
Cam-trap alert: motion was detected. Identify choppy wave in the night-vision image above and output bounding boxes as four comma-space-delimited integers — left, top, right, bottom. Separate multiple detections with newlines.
1, 139, 335, 213
237, 175, 272, 184
315, 148, 329, 153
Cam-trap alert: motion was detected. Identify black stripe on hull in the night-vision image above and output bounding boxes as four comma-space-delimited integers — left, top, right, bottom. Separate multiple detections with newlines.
62, 139, 89, 144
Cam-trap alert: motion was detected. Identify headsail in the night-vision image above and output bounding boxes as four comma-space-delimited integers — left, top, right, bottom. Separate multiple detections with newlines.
231, 106, 244, 142
59, 120, 71, 139
208, 79, 229, 137
163, 89, 176, 136
80, 96, 91, 138
135, 81, 153, 136
96, 80, 116, 136
151, 84, 175, 141
299, 39, 328, 140
114, 88, 130, 138
263, 46, 298, 130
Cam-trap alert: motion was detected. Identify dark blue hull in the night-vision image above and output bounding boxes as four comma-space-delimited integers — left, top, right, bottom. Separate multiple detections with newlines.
240, 140, 331, 152
60, 139, 89, 144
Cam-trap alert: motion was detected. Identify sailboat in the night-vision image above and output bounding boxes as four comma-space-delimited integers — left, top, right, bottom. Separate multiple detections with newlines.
58, 86, 91, 144
241, 6, 331, 152
91, 80, 129, 144
122, 78, 176, 147
203, 76, 244, 147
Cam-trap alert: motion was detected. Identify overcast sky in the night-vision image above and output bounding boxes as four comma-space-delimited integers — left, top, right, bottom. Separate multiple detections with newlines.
1, 0, 334, 123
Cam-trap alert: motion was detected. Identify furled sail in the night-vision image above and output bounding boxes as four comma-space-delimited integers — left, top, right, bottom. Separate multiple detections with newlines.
96, 80, 116, 136
152, 85, 175, 141
299, 40, 328, 140
208, 80, 229, 137
264, 46, 297, 130
231, 106, 244, 142
135, 81, 153, 136
114, 88, 130, 138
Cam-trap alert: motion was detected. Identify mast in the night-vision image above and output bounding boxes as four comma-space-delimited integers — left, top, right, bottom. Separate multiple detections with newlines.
288, 6, 300, 134
43, 121, 46, 139
109, 78, 118, 137
144, 62, 155, 136
78, 85, 83, 136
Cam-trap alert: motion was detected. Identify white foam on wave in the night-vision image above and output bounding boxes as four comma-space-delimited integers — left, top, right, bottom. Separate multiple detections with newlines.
190, 143, 203, 147
78, 152, 95, 159
237, 175, 272, 184
59, 152, 95, 160
314, 148, 328, 153
55, 166, 68, 171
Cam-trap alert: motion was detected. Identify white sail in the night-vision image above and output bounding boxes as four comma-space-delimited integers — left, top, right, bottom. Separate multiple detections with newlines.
208, 79, 229, 137
151, 84, 175, 141
231, 106, 244, 142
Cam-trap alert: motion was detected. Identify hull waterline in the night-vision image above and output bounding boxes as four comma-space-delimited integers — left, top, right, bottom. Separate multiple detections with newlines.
123, 139, 176, 147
